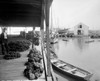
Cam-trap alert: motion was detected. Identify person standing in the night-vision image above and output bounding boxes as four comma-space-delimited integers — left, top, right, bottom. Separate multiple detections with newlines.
0, 28, 9, 55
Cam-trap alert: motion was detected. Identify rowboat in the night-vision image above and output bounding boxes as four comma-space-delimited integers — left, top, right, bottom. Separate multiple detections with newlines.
62, 39, 68, 41
85, 40, 94, 43
51, 58, 93, 81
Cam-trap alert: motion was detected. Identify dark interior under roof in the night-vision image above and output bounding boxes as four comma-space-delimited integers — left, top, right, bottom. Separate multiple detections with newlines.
0, 0, 42, 27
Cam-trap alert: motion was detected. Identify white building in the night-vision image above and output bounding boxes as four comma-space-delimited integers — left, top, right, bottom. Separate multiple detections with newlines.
74, 23, 89, 36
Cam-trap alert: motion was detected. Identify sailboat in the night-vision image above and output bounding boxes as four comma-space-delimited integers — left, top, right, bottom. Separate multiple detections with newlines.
50, 7, 58, 45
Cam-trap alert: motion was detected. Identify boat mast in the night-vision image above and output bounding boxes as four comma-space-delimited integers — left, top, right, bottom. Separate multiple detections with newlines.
50, 6, 53, 38
40, 0, 57, 81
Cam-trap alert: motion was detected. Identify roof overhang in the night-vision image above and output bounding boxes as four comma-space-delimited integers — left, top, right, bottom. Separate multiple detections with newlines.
0, 0, 42, 27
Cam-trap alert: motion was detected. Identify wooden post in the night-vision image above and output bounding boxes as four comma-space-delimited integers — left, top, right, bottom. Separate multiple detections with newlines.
40, 0, 48, 81
32, 27, 35, 48
45, 0, 51, 77
24, 27, 27, 39
45, 0, 58, 81
10, 27, 11, 35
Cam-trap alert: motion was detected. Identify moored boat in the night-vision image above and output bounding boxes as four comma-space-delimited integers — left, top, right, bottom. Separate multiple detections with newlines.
51, 58, 93, 81
62, 39, 68, 41
85, 40, 94, 43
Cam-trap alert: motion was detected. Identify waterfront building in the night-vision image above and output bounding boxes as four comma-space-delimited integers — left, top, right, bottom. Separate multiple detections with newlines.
74, 23, 89, 36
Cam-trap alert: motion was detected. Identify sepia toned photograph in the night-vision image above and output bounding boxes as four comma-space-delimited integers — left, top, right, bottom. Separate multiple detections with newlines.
0, 0, 100, 81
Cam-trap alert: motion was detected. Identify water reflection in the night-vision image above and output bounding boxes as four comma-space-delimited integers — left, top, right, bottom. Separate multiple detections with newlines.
73, 37, 89, 52
54, 38, 100, 81
54, 42, 59, 50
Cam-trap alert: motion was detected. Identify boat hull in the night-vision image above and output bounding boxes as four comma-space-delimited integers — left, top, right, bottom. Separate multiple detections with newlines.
52, 63, 87, 81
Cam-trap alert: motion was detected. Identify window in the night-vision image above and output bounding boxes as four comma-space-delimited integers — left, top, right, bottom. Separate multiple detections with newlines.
77, 30, 81, 35
80, 25, 82, 28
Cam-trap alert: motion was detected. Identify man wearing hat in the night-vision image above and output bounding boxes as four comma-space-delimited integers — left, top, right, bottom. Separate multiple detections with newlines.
0, 28, 9, 55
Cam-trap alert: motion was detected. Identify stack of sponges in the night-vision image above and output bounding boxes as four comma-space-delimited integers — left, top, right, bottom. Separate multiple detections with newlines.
8, 40, 31, 52
3, 51, 21, 60
24, 48, 43, 80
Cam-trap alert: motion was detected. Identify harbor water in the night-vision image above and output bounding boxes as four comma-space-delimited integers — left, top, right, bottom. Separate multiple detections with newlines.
53, 37, 100, 81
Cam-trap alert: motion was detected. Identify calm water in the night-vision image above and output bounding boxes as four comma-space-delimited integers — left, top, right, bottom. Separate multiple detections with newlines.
53, 37, 100, 81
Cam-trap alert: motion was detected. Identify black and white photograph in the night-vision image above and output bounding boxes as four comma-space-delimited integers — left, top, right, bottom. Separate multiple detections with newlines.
0, 0, 100, 81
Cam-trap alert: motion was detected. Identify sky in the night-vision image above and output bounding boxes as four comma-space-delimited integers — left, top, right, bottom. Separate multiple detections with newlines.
51, 0, 100, 30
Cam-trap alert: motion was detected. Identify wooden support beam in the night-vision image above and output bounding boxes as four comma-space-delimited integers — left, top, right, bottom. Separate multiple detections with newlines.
32, 27, 35, 48
45, 0, 51, 77
40, 0, 48, 81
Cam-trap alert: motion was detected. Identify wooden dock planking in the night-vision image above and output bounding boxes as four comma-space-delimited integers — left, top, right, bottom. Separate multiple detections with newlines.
0, 45, 45, 81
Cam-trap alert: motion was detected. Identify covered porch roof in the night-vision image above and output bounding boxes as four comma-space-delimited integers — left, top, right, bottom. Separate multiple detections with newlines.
0, 0, 42, 27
